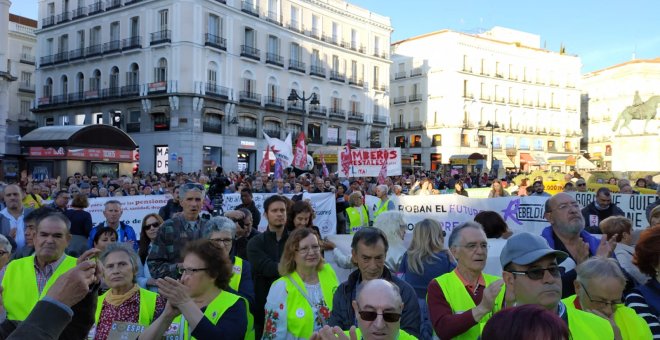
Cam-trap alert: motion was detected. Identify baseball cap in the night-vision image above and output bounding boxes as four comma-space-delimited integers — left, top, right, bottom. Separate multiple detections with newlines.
500, 233, 568, 268
79, 182, 91, 189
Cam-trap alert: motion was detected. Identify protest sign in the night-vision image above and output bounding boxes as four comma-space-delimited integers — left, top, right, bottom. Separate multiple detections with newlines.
338, 148, 402, 177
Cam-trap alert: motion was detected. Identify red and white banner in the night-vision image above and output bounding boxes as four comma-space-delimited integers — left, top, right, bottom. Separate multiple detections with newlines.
292, 132, 308, 169
29, 147, 134, 161
377, 152, 388, 184
338, 147, 402, 177
340, 141, 352, 177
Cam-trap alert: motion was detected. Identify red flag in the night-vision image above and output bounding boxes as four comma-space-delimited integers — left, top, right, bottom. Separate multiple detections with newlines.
341, 140, 352, 177
292, 132, 307, 169
321, 154, 329, 177
377, 152, 388, 184
260, 150, 270, 173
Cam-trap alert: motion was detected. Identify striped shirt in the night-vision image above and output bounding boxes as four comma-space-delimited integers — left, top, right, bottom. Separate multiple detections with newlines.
34, 254, 67, 294
625, 286, 660, 339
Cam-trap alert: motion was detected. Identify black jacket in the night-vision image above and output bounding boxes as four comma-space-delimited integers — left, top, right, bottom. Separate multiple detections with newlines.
328, 267, 421, 338
158, 199, 182, 221
582, 202, 625, 233
236, 202, 261, 229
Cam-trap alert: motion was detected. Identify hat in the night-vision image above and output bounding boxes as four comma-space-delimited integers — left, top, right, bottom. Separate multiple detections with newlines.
79, 182, 91, 189
500, 233, 568, 268
575, 178, 586, 185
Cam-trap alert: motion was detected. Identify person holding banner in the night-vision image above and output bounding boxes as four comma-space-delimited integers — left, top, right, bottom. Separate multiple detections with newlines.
373, 185, 395, 220
346, 192, 370, 235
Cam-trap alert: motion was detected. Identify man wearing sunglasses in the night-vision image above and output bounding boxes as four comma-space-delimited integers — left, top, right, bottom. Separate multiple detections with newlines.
581, 187, 625, 234
501, 232, 614, 338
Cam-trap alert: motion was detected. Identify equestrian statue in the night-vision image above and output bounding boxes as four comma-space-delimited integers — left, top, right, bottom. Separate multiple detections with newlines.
612, 92, 659, 135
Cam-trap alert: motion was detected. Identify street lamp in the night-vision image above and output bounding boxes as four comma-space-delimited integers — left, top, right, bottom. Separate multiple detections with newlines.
287, 89, 320, 137
485, 120, 499, 177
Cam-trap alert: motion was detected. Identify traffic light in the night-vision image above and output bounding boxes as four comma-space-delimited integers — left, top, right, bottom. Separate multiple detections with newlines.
111, 111, 122, 128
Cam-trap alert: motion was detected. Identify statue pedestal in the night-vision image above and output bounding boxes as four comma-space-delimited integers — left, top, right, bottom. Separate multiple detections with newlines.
611, 133, 660, 171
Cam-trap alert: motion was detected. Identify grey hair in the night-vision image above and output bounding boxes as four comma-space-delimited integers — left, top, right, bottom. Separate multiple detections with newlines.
0, 234, 12, 253
205, 216, 237, 239
179, 183, 205, 200
100, 243, 140, 283
576, 256, 626, 287
448, 221, 484, 248
104, 200, 122, 208
376, 184, 389, 195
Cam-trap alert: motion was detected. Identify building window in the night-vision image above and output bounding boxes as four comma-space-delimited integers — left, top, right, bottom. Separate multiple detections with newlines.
154, 58, 167, 82
461, 134, 470, 147
411, 135, 421, 147
431, 153, 442, 171
20, 100, 31, 116
432, 134, 442, 146
395, 136, 405, 148
89, 70, 100, 92
159, 9, 168, 31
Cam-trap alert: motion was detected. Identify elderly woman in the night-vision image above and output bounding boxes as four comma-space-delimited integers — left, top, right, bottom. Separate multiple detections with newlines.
400, 218, 456, 340
263, 228, 339, 339
141, 239, 251, 339
625, 228, 660, 338
599, 216, 648, 286
374, 184, 394, 220
488, 179, 510, 197
0, 234, 12, 270
346, 191, 370, 234
205, 216, 255, 308
474, 211, 513, 239
649, 205, 660, 227
89, 244, 165, 340
373, 210, 407, 273
136, 213, 163, 292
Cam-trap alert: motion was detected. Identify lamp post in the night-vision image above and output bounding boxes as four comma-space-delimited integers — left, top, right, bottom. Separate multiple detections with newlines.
287, 89, 320, 139
485, 120, 499, 178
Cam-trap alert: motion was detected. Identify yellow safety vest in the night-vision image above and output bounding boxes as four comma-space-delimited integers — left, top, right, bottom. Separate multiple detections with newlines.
373, 198, 391, 220
1, 255, 77, 321
348, 328, 417, 339
229, 256, 244, 291
434, 270, 505, 340
563, 295, 650, 340
88, 288, 158, 338
346, 206, 369, 234
276, 263, 339, 339
174, 289, 254, 340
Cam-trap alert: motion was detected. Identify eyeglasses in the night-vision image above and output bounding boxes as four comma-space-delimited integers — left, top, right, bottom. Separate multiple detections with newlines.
507, 266, 561, 280
145, 222, 160, 230
296, 245, 321, 254
456, 242, 489, 252
178, 267, 209, 275
357, 306, 401, 322
210, 238, 233, 246
0, 250, 8, 257
181, 183, 204, 191
577, 183, 586, 187
579, 282, 621, 309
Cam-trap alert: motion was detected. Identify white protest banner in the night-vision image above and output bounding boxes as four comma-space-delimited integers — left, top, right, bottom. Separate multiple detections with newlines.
338, 148, 401, 177
570, 192, 654, 230
222, 192, 337, 237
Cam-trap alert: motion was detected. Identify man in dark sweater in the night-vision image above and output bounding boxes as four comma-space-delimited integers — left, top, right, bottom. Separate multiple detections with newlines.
236, 188, 261, 228
247, 195, 288, 339
581, 187, 625, 234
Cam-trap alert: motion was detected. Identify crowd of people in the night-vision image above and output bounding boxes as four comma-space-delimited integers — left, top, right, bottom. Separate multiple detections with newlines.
0, 167, 657, 340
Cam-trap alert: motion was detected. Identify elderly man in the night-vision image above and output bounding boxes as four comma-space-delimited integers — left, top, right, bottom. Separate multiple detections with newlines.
87, 200, 137, 250
148, 182, 211, 280
500, 232, 614, 338
564, 257, 652, 339
427, 222, 505, 340
575, 178, 588, 192
49, 190, 70, 214
582, 187, 625, 233
0, 184, 31, 253
313, 279, 416, 340
541, 192, 614, 297
328, 227, 420, 338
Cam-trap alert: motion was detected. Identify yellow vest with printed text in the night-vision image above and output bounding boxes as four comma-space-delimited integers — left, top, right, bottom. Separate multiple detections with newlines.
1, 255, 77, 321
229, 256, 244, 291
346, 206, 369, 234
94, 288, 158, 325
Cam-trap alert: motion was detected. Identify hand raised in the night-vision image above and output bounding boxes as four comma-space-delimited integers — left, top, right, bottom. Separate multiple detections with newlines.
46, 261, 97, 307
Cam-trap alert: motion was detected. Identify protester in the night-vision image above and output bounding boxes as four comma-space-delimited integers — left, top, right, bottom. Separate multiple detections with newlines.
564, 256, 652, 340
232, 208, 259, 260
0, 184, 31, 253
541, 192, 615, 297
10, 207, 52, 260
236, 188, 261, 229
488, 179, 510, 198
625, 227, 660, 338
399, 219, 455, 339
328, 227, 421, 337
65, 194, 93, 256
646, 187, 660, 222
157, 185, 182, 221
286, 200, 335, 252
346, 191, 370, 234
481, 304, 570, 340
563, 182, 576, 192
148, 182, 212, 279
427, 222, 505, 339
454, 180, 469, 196
49, 190, 69, 214
500, 232, 614, 338
649, 204, 660, 228
599, 216, 649, 286
89, 244, 165, 340
141, 239, 250, 339
372, 211, 407, 273
0, 235, 11, 270
22, 182, 44, 209
373, 185, 395, 220
474, 211, 513, 239
247, 194, 289, 339
582, 187, 625, 233
136, 213, 163, 291
87, 200, 138, 251
530, 180, 551, 197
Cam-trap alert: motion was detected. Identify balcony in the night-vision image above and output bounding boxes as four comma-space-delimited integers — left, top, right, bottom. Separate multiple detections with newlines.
105, 0, 122, 10
205, 83, 230, 99
265, 96, 284, 109
40, 55, 53, 66
310, 65, 325, 78
309, 106, 327, 117
20, 53, 35, 65
391, 123, 406, 131
288, 59, 306, 73
121, 84, 140, 97
42, 16, 55, 28
126, 122, 140, 133
348, 77, 363, 87
309, 136, 323, 144
53, 52, 68, 64
326, 138, 342, 146
150, 30, 171, 45
72, 7, 87, 19
266, 11, 281, 25
56, 12, 71, 23
103, 40, 121, 54
18, 82, 35, 93
374, 84, 388, 92
51, 95, 68, 105
329, 108, 346, 119
287, 101, 303, 112
393, 96, 406, 104
85, 44, 103, 57
240, 45, 260, 61
88, 2, 104, 15
263, 129, 281, 138
266, 53, 284, 67
101, 87, 121, 98
409, 94, 423, 102
309, 28, 321, 39
394, 71, 406, 80
410, 67, 423, 77
125, 0, 144, 5
239, 91, 261, 105
147, 81, 167, 94
409, 121, 425, 129
329, 71, 345, 83
205, 34, 226, 50
238, 126, 257, 137
241, 0, 259, 17
373, 115, 388, 124
351, 140, 360, 147
68, 48, 84, 61
203, 121, 222, 134
348, 111, 363, 122
122, 36, 142, 51
370, 141, 382, 148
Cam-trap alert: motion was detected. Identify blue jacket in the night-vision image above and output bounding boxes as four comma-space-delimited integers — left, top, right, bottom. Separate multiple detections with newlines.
87, 221, 138, 251
541, 225, 600, 255
400, 251, 456, 299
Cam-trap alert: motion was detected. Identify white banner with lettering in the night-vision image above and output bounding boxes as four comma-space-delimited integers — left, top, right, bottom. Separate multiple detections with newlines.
338, 148, 402, 177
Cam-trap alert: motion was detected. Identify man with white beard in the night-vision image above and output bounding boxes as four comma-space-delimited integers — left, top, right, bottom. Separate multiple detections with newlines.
540, 193, 616, 297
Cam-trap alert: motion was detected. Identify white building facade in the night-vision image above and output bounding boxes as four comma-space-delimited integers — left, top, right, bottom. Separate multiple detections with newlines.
0, 1, 38, 181
390, 27, 582, 175
581, 58, 660, 171
33, 0, 391, 174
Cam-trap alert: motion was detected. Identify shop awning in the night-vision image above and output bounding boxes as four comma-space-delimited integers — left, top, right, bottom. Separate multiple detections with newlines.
548, 155, 576, 166
534, 155, 548, 165
21, 125, 137, 149
577, 157, 597, 170
495, 155, 516, 169
520, 153, 534, 163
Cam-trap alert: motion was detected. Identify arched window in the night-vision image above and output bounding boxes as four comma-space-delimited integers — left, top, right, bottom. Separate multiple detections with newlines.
109, 66, 119, 96
207, 61, 218, 84
125, 63, 139, 95
154, 58, 167, 82
43, 77, 53, 98
60, 75, 68, 95
76, 72, 84, 94
90, 69, 101, 92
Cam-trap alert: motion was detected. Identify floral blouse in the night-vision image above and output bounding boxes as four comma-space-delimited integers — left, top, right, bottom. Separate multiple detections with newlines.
262, 279, 331, 339
89, 290, 166, 340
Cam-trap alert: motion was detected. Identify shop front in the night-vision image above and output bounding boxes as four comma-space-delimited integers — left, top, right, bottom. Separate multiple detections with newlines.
449, 153, 485, 175
547, 155, 576, 173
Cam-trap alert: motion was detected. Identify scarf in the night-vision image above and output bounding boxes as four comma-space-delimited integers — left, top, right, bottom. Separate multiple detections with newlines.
105, 284, 139, 306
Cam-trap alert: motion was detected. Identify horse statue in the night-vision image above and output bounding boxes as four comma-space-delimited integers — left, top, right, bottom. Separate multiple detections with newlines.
612, 95, 660, 134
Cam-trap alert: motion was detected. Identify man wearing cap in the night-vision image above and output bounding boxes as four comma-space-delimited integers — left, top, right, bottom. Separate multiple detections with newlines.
78, 182, 91, 197
541, 193, 614, 297
575, 178, 588, 192
427, 222, 505, 340
501, 232, 614, 338
581, 187, 625, 234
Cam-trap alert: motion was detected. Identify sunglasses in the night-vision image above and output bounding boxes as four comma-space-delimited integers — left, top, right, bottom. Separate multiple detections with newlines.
577, 183, 586, 187
182, 183, 204, 190
357, 308, 401, 322
507, 266, 561, 280
145, 222, 160, 230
